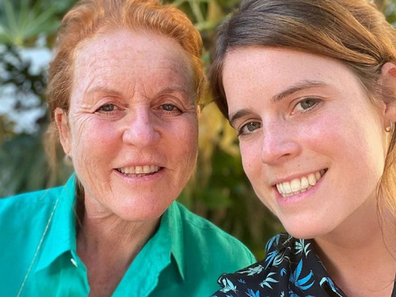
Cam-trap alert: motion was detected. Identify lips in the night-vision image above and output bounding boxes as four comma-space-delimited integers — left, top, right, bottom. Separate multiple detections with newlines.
275, 169, 327, 197
116, 165, 160, 177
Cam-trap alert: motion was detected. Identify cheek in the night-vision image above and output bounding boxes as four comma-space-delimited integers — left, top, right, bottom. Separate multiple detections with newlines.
163, 117, 198, 191
70, 118, 120, 164
240, 141, 261, 182
240, 142, 276, 211
309, 111, 386, 184
177, 119, 198, 162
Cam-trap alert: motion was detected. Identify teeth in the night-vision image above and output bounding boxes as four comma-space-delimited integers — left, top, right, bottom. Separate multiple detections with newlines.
119, 165, 159, 176
291, 179, 300, 192
283, 182, 292, 194
279, 183, 284, 193
308, 173, 317, 186
135, 166, 142, 174
301, 177, 309, 189
276, 170, 325, 198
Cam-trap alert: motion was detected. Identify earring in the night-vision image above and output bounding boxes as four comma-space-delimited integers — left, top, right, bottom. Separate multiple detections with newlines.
385, 121, 394, 133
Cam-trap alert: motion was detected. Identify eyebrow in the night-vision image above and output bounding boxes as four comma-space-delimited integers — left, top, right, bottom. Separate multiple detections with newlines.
229, 80, 327, 126
271, 80, 326, 103
157, 86, 192, 98
229, 109, 253, 128
86, 87, 123, 97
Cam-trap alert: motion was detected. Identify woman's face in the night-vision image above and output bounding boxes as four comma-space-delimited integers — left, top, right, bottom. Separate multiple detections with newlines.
56, 29, 198, 222
222, 47, 389, 239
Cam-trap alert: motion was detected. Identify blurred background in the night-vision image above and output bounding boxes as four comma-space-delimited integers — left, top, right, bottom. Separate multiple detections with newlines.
1, 0, 395, 258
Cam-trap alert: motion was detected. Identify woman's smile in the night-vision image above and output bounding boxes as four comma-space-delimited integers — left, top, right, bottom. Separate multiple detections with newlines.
275, 169, 327, 198
116, 165, 161, 176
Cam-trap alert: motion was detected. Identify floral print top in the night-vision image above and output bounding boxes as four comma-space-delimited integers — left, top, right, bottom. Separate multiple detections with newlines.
211, 233, 396, 297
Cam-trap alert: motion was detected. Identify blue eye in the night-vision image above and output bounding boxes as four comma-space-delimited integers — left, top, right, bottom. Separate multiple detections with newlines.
239, 121, 262, 136
294, 98, 319, 112
159, 104, 182, 114
162, 104, 176, 111
97, 104, 116, 112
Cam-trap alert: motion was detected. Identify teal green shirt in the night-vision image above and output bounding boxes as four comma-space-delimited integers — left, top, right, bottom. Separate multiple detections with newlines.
0, 175, 255, 296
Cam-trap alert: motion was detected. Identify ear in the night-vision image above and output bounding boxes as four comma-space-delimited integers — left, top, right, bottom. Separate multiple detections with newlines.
54, 108, 72, 156
379, 62, 396, 126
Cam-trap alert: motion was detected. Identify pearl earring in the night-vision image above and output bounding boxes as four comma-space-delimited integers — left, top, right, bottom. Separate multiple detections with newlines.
385, 121, 394, 133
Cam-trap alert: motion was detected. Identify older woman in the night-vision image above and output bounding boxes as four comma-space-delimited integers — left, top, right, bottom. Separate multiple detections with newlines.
0, 0, 255, 296
210, 0, 396, 296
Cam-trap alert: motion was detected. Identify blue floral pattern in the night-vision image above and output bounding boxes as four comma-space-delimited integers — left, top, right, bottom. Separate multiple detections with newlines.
210, 233, 383, 297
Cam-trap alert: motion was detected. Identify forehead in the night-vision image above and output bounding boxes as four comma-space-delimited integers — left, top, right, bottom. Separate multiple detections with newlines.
222, 47, 362, 106
224, 47, 356, 85
72, 29, 193, 96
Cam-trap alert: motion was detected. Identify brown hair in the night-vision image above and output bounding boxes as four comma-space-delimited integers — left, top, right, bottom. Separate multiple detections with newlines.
46, 0, 204, 170
210, 0, 396, 214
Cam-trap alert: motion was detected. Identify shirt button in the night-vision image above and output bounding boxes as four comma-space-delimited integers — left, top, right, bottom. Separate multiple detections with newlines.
71, 258, 78, 267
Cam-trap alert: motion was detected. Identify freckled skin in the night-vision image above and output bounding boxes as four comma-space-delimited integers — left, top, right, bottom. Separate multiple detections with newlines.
57, 29, 198, 222
223, 47, 388, 239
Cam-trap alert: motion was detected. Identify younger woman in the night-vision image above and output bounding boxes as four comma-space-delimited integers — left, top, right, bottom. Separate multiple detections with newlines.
210, 0, 396, 296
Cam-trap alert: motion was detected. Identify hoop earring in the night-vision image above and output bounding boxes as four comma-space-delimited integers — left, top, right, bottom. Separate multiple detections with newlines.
385, 121, 394, 133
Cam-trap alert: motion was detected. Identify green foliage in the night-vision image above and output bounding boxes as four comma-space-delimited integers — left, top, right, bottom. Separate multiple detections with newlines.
377, 0, 396, 25
0, 44, 73, 196
0, 128, 73, 196
0, 0, 77, 46
0, 45, 45, 148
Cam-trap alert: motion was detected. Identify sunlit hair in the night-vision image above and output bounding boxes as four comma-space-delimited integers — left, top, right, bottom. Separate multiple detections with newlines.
210, 0, 396, 216
45, 0, 204, 172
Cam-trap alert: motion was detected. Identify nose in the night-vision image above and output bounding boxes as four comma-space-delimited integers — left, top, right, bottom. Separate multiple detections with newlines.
122, 108, 160, 147
260, 122, 301, 165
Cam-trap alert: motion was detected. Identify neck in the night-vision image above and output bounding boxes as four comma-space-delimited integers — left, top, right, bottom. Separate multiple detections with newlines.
78, 214, 159, 260
76, 202, 160, 296
314, 195, 396, 297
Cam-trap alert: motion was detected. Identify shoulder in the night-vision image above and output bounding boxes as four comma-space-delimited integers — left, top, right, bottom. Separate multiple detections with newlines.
211, 233, 316, 297
163, 202, 256, 296
0, 186, 65, 294
168, 202, 255, 290
0, 186, 63, 215
173, 201, 255, 260
0, 186, 65, 242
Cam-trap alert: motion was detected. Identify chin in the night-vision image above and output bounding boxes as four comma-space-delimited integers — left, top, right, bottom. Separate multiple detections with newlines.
115, 202, 171, 223
283, 221, 328, 240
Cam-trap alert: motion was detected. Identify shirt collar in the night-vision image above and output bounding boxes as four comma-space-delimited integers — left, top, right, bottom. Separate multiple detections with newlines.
282, 235, 347, 297
35, 174, 77, 272
159, 201, 186, 280
34, 176, 186, 281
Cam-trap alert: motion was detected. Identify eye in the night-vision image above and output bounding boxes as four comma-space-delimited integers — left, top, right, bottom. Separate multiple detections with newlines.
238, 121, 262, 136
161, 104, 179, 112
97, 104, 117, 112
294, 98, 320, 112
